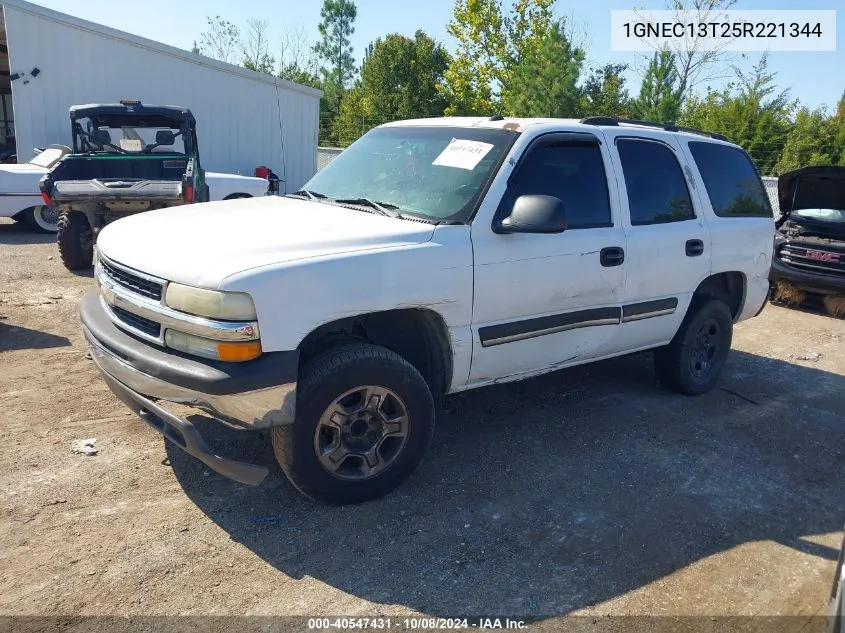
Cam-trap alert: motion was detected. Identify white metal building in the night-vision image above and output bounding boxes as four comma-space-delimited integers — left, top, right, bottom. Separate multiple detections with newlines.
0, 0, 322, 192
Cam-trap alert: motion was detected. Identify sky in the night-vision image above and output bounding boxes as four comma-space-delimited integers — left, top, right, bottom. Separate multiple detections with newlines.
27, 0, 845, 112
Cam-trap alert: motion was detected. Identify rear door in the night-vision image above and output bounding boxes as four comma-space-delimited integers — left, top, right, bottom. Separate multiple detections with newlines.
598, 130, 712, 353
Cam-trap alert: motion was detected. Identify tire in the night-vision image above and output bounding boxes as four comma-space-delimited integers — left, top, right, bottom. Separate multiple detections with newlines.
271, 342, 436, 504
56, 211, 94, 270
653, 297, 733, 396
26, 205, 61, 233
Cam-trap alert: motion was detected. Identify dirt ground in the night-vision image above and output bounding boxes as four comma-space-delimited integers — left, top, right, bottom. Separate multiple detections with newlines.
1, 217, 844, 631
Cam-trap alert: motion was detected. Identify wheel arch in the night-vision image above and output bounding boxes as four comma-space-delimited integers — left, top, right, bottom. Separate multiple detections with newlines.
693, 271, 746, 320
223, 193, 253, 200
297, 308, 454, 398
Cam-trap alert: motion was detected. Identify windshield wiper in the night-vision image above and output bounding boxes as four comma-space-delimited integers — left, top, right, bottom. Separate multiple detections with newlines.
287, 189, 327, 201
332, 197, 402, 218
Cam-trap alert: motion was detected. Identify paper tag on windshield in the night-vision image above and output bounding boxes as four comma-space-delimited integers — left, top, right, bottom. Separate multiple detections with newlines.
118, 139, 143, 151
432, 139, 494, 170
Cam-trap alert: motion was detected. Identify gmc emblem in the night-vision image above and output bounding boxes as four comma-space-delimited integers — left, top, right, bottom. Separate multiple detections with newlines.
806, 249, 840, 263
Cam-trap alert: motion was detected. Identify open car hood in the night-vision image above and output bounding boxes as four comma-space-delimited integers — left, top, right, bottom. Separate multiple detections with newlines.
778, 166, 845, 216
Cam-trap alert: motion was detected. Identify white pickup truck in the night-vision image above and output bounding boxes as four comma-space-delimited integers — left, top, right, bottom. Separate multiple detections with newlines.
80, 116, 775, 504
0, 146, 272, 233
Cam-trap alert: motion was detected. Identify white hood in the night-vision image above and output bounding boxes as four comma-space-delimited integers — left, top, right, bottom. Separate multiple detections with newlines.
96, 196, 436, 288
0, 162, 48, 194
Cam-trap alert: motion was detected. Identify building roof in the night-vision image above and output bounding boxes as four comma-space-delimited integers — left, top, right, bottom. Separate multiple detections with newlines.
0, 0, 323, 99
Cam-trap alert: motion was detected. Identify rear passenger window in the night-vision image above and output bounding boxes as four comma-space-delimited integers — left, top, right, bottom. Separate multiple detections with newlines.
688, 142, 772, 217
508, 141, 612, 229
616, 139, 695, 225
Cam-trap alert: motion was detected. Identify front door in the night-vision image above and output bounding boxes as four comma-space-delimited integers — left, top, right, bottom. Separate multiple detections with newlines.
468, 131, 627, 387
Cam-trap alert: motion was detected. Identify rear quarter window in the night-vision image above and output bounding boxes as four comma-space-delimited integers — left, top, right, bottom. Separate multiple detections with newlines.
688, 142, 772, 218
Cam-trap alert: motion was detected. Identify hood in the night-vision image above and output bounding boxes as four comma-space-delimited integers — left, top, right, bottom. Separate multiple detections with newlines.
0, 162, 47, 194
205, 171, 263, 182
96, 196, 436, 288
778, 166, 845, 216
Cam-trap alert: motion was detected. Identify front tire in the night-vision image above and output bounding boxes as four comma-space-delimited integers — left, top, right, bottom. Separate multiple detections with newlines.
654, 298, 733, 395
56, 211, 94, 270
271, 342, 435, 504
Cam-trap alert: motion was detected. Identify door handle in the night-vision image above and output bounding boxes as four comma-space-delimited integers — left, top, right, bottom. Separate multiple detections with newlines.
600, 246, 625, 267
686, 239, 704, 257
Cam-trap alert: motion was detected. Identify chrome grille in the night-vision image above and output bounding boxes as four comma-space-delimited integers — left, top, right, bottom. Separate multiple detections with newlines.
110, 305, 161, 338
100, 257, 164, 301
777, 243, 845, 276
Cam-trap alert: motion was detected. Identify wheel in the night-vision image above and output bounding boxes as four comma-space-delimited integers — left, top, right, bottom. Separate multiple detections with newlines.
654, 298, 733, 395
25, 205, 61, 233
271, 342, 435, 504
56, 211, 94, 270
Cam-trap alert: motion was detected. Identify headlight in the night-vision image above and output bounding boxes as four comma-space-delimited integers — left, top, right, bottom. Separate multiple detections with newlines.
165, 283, 256, 321
165, 330, 262, 362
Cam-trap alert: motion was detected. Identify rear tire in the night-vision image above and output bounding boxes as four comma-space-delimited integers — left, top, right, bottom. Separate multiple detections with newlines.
57, 211, 94, 270
271, 342, 435, 505
654, 298, 733, 395
26, 205, 61, 233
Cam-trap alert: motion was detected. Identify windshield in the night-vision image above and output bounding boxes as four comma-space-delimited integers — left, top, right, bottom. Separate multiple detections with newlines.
302, 125, 518, 223
29, 147, 66, 169
75, 116, 186, 155
792, 208, 845, 223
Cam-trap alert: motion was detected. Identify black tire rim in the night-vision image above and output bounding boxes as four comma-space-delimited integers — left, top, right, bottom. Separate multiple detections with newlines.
690, 317, 722, 379
314, 385, 410, 481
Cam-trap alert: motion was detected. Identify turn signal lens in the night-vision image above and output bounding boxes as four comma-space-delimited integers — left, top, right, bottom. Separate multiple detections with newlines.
216, 341, 262, 362
165, 330, 262, 362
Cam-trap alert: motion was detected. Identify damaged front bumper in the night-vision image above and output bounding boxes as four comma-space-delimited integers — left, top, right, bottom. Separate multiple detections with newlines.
80, 289, 298, 485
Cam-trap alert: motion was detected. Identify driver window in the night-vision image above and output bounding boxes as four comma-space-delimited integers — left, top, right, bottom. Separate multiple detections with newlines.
507, 141, 613, 229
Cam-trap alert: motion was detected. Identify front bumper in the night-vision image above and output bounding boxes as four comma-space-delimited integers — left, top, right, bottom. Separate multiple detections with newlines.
81, 289, 298, 484
770, 258, 845, 295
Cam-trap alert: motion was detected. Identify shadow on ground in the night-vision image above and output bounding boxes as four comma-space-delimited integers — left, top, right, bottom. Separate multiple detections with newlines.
0, 322, 71, 352
0, 221, 55, 245
165, 348, 845, 618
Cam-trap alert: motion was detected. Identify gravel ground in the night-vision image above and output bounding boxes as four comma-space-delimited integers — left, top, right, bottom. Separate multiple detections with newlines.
1, 217, 844, 631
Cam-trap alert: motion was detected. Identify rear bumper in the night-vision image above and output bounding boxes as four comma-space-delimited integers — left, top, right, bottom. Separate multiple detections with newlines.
769, 259, 845, 294
81, 289, 299, 484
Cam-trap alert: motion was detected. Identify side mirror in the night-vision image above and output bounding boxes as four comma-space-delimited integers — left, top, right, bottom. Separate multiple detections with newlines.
496, 194, 567, 234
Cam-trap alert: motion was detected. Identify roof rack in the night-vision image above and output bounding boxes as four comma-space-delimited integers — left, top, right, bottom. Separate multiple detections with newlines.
579, 116, 728, 142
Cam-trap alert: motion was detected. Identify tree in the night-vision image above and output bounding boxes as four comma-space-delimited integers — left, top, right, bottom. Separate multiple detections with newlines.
440, 0, 566, 115
334, 30, 452, 146
681, 53, 794, 175
313, 0, 358, 91
502, 20, 584, 117
240, 19, 275, 75
277, 24, 321, 88
631, 50, 683, 122
581, 63, 631, 118
196, 16, 241, 65
633, 0, 741, 103
831, 91, 845, 166
774, 107, 834, 174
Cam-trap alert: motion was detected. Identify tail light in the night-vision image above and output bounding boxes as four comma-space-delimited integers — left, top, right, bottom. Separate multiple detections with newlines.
183, 183, 194, 203
40, 191, 52, 206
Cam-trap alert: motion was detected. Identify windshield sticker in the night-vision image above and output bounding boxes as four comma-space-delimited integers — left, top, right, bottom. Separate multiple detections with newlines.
118, 138, 143, 152
432, 139, 494, 170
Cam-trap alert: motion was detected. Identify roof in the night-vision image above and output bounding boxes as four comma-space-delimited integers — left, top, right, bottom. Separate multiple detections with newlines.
70, 102, 193, 118
0, 0, 323, 100
379, 116, 733, 143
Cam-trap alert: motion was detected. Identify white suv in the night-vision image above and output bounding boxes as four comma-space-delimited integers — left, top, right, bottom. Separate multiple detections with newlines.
80, 116, 775, 504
